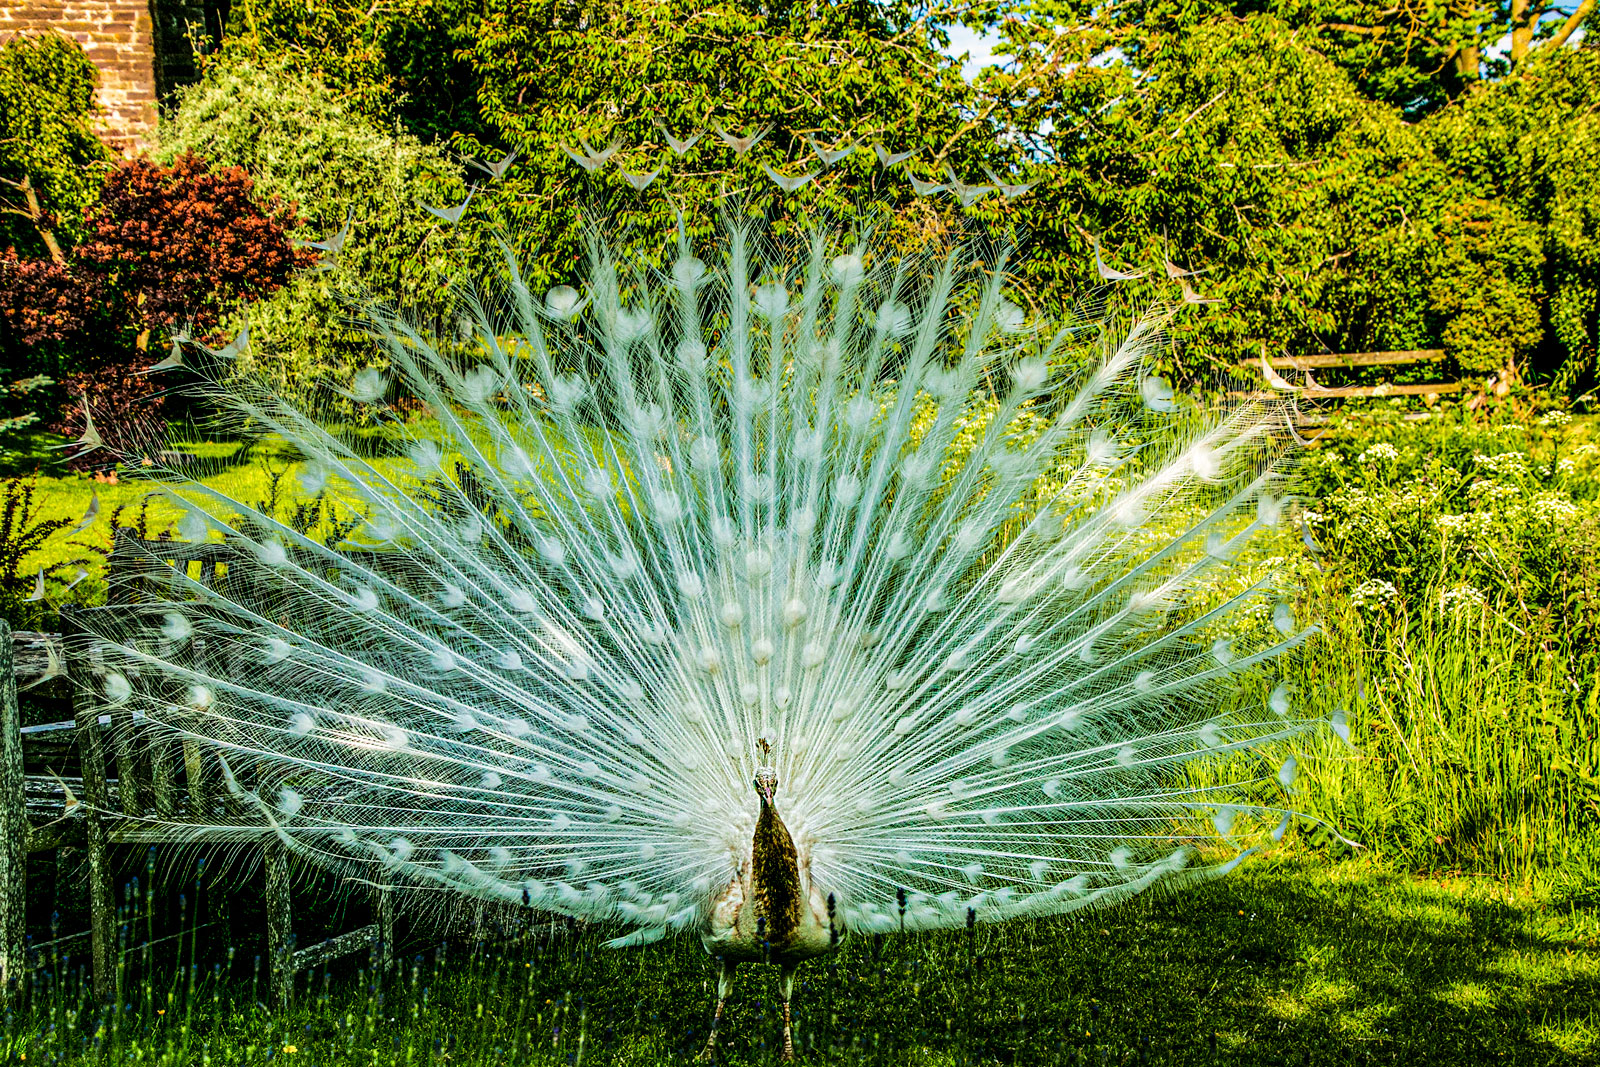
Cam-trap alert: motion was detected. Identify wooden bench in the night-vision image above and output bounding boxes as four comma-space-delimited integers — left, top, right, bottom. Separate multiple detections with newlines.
1, 532, 400, 1009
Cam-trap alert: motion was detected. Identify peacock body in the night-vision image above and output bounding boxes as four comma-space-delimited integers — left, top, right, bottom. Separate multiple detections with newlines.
83, 220, 1319, 1054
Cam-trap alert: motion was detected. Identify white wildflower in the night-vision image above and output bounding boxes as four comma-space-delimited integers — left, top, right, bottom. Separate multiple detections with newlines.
1438, 583, 1487, 618
1473, 452, 1530, 479
1350, 578, 1398, 611
1466, 480, 1520, 506
1435, 512, 1496, 540
1527, 493, 1579, 525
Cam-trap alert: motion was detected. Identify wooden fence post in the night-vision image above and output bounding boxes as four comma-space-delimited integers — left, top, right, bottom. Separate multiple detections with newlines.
110, 698, 142, 817
375, 882, 395, 972
0, 620, 27, 1002
264, 839, 293, 1012
62, 611, 115, 1002
185, 633, 212, 818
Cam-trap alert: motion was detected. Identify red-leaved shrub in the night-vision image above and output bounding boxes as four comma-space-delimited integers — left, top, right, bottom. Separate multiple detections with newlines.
0, 152, 312, 467
75, 151, 313, 337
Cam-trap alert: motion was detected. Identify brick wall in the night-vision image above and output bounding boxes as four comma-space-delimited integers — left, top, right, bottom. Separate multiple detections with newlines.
0, 0, 218, 154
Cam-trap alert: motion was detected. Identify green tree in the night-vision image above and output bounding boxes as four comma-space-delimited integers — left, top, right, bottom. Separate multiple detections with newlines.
965, 14, 1595, 389
462, 0, 981, 287
0, 34, 111, 262
974, 17, 1441, 381
981, 0, 1594, 116
1423, 46, 1600, 390
214, 0, 487, 141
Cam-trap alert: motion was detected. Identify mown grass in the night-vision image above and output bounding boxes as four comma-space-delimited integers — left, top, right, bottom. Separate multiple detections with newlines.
3, 857, 1595, 1066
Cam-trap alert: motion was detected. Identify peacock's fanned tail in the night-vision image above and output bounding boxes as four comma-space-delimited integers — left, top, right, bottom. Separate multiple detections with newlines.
83, 222, 1317, 944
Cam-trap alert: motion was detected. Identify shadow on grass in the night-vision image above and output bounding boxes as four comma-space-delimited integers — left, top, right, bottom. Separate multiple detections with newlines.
363, 857, 1595, 1067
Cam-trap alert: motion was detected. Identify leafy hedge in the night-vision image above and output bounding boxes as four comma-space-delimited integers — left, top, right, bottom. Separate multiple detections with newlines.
157, 58, 473, 406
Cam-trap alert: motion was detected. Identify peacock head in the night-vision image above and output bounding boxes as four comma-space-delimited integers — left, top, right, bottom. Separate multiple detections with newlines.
753, 737, 778, 805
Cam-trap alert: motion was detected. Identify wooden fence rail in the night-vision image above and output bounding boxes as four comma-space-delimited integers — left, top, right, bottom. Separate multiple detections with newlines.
1238, 348, 1461, 402
1, 534, 399, 1009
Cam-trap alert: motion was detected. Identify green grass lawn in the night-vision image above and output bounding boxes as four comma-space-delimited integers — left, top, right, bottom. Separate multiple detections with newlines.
9, 437, 418, 595
7, 856, 1596, 1066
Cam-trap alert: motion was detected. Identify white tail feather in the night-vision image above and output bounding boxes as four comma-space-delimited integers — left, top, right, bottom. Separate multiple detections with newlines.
83, 221, 1315, 939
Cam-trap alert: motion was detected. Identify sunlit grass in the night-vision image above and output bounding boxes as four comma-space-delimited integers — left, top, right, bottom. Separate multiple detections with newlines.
13, 433, 427, 582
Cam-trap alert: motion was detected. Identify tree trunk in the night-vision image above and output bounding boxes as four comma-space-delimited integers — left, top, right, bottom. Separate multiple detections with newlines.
1510, 0, 1540, 59
9, 174, 66, 265
64, 612, 116, 1003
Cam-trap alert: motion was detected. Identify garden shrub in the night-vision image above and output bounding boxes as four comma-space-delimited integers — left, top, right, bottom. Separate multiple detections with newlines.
157, 58, 471, 408
3, 152, 311, 467
78, 152, 311, 343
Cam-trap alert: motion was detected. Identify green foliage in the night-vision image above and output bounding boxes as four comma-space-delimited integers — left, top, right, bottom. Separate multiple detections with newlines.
213, 0, 486, 141
463, 0, 977, 287
0, 33, 112, 259
0, 375, 52, 444
177, 3, 1596, 394
157, 58, 471, 405
1424, 198, 1546, 375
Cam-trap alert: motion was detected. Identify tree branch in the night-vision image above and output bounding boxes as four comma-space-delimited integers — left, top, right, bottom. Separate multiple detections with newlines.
0, 174, 66, 264
1546, 0, 1594, 49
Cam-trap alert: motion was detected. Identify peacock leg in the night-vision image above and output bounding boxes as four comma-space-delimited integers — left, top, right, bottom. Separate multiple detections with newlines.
778, 965, 798, 1061
698, 959, 737, 1061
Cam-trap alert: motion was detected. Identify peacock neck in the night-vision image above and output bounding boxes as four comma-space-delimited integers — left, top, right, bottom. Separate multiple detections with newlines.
751, 795, 802, 945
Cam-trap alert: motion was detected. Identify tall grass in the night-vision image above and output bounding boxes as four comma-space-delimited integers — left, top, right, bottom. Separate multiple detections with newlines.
1288, 591, 1599, 888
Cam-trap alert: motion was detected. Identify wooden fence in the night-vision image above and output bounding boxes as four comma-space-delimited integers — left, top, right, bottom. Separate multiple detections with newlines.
1, 532, 397, 1010
1245, 348, 1460, 402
